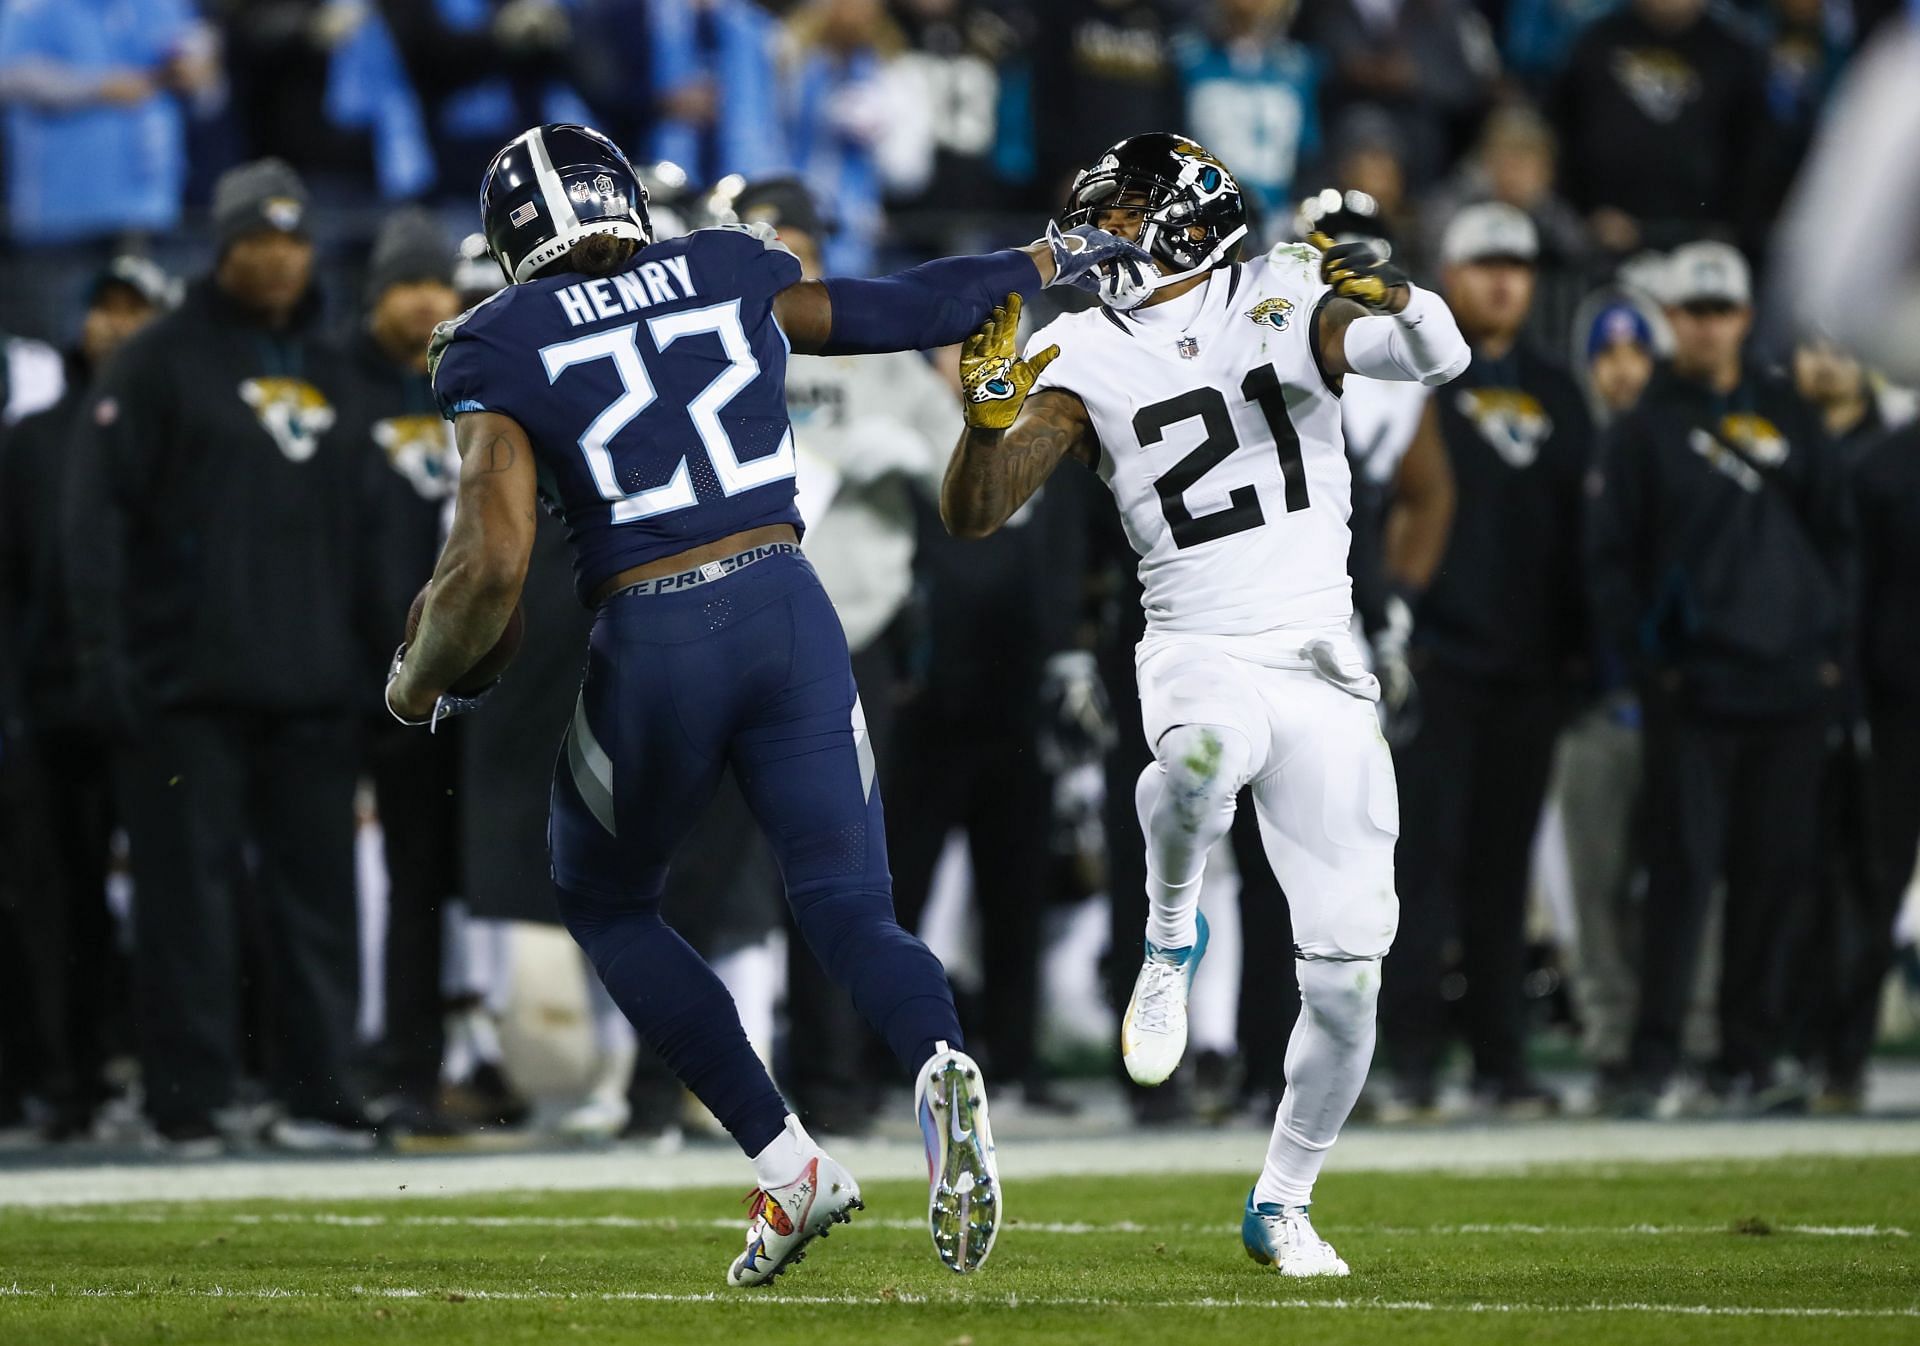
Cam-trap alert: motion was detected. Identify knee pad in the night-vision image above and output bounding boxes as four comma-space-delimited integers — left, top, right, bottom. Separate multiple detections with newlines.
1296, 956, 1382, 1044
1139, 724, 1254, 835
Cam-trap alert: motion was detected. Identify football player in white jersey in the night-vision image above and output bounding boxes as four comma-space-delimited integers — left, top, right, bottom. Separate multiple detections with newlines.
942, 133, 1469, 1276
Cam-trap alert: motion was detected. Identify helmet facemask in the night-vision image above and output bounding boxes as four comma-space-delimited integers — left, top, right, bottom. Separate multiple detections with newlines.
1060, 137, 1249, 310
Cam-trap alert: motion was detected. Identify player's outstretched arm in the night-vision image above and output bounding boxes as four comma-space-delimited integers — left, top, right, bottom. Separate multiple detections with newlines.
387, 410, 538, 721
942, 295, 1094, 539
771, 223, 1149, 357
1309, 231, 1471, 387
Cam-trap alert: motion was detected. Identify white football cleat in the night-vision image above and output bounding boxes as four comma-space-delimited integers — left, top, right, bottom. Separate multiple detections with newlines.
915, 1041, 1000, 1273
1242, 1192, 1351, 1277
1121, 913, 1209, 1086
726, 1151, 862, 1287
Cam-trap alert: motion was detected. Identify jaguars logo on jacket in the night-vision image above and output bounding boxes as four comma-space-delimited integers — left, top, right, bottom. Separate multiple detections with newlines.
1717, 413, 1789, 466
239, 377, 336, 463
374, 413, 458, 500
1455, 388, 1554, 468
1610, 49, 1701, 123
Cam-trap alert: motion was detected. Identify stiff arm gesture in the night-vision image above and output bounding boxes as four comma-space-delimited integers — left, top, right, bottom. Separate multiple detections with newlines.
942, 293, 1095, 537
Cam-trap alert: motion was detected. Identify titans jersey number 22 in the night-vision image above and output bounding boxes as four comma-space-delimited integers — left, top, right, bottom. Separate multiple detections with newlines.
430, 226, 806, 601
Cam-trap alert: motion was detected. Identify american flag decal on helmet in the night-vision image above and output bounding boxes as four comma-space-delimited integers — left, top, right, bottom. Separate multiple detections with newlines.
509, 201, 538, 228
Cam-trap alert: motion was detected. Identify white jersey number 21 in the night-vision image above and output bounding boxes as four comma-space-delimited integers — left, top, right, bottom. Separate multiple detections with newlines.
1135, 363, 1311, 550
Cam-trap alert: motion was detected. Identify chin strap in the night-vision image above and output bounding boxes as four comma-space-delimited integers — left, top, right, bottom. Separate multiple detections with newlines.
1102, 224, 1251, 311
1147, 224, 1250, 291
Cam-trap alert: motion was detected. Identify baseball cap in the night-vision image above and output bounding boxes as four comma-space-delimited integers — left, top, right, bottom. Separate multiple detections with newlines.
87, 255, 178, 310
1664, 241, 1751, 308
1440, 203, 1539, 267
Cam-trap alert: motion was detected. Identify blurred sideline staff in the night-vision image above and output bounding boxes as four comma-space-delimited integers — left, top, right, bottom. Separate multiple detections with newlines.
1380, 204, 1591, 1115
0, 257, 173, 1140
338, 209, 466, 1132
1588, 242, 1849, 1112
65, 160, 386, 1153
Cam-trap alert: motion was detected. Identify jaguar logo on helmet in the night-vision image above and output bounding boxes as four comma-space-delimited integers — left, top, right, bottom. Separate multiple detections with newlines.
1171, 140, 1238, 200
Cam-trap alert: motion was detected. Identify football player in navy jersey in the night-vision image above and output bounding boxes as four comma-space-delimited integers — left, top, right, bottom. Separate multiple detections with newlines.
382, 124, 1144, 1286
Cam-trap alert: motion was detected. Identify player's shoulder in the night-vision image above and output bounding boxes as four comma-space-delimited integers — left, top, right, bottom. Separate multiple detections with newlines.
427, 284, 524, 412
428, 284, 517, 366
1230, 243, 1327, 341
683, 222, 797, 263
1247, 240, 1327, 301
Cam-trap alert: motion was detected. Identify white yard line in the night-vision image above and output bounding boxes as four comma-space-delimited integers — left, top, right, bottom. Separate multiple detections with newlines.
0, 1283, 1915, 1319
3, 1117, 1917, 1208
23, 1211, 1914, 1239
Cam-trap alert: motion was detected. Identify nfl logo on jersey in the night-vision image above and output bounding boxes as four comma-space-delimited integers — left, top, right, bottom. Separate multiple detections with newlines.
1177, 335, 1201, 359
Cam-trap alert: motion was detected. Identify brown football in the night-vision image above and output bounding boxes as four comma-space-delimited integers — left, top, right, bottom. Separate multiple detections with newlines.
406, 583, 525, 694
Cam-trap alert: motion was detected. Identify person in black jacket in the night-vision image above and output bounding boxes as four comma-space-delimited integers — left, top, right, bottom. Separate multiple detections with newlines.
0, 258, 172, 1141
1588, 241, 1849, 1113
1842, 422, 1920, 1109
1379, 203, 1591, 1116
337, 209, 465, 1132
1548, 0, 1770, 255
65, 160, 386, 1153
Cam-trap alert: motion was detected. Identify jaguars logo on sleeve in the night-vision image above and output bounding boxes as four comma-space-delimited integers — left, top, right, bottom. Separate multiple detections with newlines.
239, 377, 336, 462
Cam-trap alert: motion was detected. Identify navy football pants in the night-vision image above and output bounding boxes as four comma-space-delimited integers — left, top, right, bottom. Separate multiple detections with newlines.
549, 552, 962, 1156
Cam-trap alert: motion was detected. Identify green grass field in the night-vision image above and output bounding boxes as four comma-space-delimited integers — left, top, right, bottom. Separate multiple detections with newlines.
3, 1156, 1916, 1345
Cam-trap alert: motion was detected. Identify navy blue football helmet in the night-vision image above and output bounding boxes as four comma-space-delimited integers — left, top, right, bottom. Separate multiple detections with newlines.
480, 124, 653, 284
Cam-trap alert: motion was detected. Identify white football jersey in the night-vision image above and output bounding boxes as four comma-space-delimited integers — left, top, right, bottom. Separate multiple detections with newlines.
1027, 241, 1353, 639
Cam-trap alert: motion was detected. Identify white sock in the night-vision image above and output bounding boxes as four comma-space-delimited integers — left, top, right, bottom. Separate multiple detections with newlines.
1146, 868, 1204, 952
751, 1114, 819, 1190
1254, 958, 1379, 1208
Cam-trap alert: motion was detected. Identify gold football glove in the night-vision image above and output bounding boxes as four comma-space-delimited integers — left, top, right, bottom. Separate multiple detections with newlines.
1309, 230, 1408, 314
960, 293, 1059, 431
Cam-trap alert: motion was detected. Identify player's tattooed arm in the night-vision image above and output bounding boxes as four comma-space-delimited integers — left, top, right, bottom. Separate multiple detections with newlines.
942, 390, 1095, 539
388, 410, 538, 719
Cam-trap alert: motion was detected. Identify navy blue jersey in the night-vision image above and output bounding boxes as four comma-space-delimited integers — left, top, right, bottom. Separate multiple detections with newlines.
431, 227, 806, 601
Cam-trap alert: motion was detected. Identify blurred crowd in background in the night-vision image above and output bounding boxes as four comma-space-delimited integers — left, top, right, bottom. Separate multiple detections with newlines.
2, 0, 1919, 1154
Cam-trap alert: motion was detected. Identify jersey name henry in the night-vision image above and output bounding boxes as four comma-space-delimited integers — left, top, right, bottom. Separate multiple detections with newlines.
552, 256, 700, 326
1027, 241, 1353, 639
429, 227, 804, 603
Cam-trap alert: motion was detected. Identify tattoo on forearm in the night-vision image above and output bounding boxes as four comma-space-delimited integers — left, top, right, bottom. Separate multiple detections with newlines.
945, 392, 1090, 532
